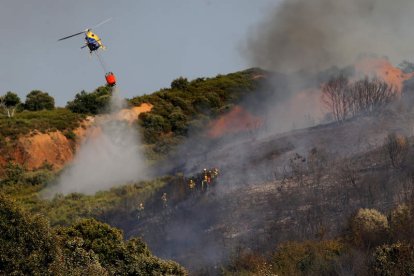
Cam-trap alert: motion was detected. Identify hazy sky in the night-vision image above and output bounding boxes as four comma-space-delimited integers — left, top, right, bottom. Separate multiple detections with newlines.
0, 0, 279, 106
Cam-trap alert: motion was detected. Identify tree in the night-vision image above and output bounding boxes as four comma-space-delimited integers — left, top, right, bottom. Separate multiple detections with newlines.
322, 76, 397, 122
25, 90, 55, 111
66, 87, 111, 115
56, 219, 187, 275
348, 78, 396, 116
171, 77, 189, 91
321, 75, 349, 122
0, 91, 21, 117
384, 133, 408, 169
0, 193, 186, 275
0, 194, 58, 275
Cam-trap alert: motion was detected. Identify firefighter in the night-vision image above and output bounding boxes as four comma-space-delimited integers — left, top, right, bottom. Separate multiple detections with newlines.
136, 202, 144, 220
189, 179, 195, 190
161, 192, 168, 208
213, 168, 219, 177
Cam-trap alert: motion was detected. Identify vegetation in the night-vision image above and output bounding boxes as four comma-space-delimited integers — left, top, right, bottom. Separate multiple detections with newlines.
0, 193, 57, 275
322, 76, 397, 122
0, 91, 21, 118
0, 194, 186, 275
128, 68, 263, 155
224, 202, 414, 275
0, 169, 170, 226
25, 90, 55, 111
0, 108, 85, 139
0, 69, 262, 163
4, 67, 414, 274
66, 86, 112, 115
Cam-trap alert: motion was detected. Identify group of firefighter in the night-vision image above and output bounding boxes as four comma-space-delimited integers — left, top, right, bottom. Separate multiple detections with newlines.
187, 167, 220, 192
135, 167, 220, 219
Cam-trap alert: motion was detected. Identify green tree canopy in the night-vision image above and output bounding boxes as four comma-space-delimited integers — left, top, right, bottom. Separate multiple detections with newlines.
0, 195, 187, 275
66, 86, 111, 115
0, 91, 22, 117
3, 91, 21, 107
25, 90, 55, 111
171, 77, 189, 91
0, 194, 57, 275
56, 219, 187, 275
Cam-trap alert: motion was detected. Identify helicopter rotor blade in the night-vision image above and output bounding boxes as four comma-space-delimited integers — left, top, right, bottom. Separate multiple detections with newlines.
91, 18, 112, 29
58, 31, 85, 41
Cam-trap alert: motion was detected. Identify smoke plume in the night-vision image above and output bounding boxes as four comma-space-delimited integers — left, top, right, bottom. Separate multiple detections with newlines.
45, 88, 148, 196
245, 0, 414, 73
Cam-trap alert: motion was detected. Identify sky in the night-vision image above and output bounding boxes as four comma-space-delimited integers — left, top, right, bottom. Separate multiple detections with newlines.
0, 0, 280, 106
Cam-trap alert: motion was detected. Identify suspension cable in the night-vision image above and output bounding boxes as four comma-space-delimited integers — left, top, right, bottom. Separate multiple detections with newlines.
94, 51, 108, 74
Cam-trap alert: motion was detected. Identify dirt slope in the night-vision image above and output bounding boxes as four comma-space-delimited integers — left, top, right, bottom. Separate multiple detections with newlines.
0, 103, 152, 172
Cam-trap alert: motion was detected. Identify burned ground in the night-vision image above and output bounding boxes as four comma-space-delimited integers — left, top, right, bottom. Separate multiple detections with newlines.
99, 106, 414, 273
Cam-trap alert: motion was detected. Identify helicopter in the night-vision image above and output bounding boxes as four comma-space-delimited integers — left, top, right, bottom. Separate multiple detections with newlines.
58, 18, 117, 87
58, 18, 111, 53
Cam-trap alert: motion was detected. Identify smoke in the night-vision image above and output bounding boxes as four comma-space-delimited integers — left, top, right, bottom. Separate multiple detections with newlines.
245, 0, 414, 73
240, 0, 414, 135
44, 88, 148, 196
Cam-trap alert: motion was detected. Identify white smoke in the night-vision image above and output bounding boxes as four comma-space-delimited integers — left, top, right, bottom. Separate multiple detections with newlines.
45, 88, 148, 196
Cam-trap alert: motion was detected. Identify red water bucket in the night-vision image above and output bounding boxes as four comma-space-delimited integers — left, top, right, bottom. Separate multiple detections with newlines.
105, 72, 116, 86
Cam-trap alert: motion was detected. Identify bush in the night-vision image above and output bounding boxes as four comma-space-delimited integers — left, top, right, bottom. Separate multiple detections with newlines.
63, 130, 76, 141
22, 170, 53, 186
389, 204, 412, 242
271, 240, 344, 275
371, 242, 414, 276
384, 133, 408, 168
350, 208, 389, 247
2, 162, 25, 185
0, 108, 85, 139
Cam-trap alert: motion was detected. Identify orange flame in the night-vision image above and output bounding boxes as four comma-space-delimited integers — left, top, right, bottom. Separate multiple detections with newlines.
354, 58, 414, 94
207, 106, 262, 138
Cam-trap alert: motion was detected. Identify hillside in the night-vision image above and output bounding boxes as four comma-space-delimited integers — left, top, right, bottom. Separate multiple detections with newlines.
0, 69, 263, 174
3, 64, 414, 274
105, 110, 414, 272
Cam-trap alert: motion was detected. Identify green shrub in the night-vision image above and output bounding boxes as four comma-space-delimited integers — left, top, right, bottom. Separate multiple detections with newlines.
63, 130, 76, 141
2, 162, 25, 185
0, 108, 85, 138
130, 68, 261, 149
22, 170, 53, 186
